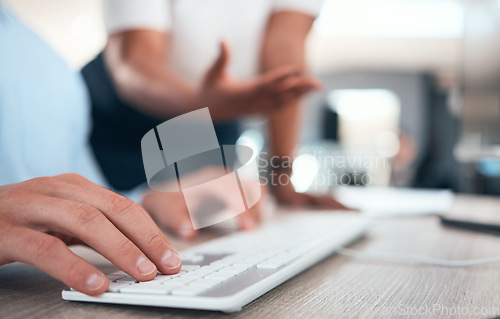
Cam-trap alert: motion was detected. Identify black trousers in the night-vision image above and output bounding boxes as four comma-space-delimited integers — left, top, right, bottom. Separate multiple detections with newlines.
81, 53, 240, 191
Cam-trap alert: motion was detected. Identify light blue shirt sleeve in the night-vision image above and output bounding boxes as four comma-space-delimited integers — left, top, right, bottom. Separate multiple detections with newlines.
0, 6, 146, 202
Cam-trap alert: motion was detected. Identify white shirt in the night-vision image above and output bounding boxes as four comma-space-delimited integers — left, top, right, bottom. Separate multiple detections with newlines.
103, 0, 324, 83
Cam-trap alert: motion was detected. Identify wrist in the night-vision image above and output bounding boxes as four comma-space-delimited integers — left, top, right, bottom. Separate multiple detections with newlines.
267, 155, 295, 193
268, 155, 294, 173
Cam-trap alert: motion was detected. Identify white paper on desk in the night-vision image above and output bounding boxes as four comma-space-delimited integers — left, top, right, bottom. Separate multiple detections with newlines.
332, 186, 455, 217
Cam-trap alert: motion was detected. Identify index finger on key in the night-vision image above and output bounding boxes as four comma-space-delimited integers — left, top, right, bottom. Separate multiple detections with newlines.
53, 174, 182, 274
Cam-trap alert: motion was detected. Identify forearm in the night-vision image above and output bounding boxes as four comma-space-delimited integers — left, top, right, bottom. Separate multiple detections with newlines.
104, 30, 198, 119
268, 103, 301, 160
261, 12, 315, 161
104, 28, 317, 124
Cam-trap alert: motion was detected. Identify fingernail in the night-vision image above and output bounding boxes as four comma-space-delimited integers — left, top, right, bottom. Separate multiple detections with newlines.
162, 250, 181, 269
137, 255, 157, 275
86, 273, 106, 291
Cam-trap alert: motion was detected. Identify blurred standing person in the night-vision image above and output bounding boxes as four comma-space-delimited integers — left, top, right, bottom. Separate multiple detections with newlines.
83, 0, 347, 212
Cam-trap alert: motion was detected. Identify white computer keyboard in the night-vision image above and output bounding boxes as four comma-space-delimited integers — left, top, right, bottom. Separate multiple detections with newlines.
62, 213, 370, 312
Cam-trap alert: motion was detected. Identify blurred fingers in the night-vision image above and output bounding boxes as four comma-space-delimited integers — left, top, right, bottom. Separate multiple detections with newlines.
142, 191, 198, 240
237, 204, 260, 231
305, 194, 355, 211
204, 41, 231, 85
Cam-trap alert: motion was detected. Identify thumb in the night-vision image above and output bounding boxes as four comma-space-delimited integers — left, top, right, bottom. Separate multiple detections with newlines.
204, 41, 230, 85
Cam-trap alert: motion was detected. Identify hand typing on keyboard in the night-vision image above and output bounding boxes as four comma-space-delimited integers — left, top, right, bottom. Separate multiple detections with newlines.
0, 174, 181, 296
62, 214, 369, 311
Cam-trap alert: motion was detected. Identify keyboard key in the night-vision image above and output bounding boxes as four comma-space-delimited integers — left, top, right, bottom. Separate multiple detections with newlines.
182, 254, 204, 263
180, 272, 205, 279
115, 276, 137, 284
161, 282, 184, 291
138, 276, 171, 285
156, 274, 175, 281
202, 265, 224, 272
120, 284, 169, 295
106, 275, 126, 282
210, 259, 234, 266
233, 258, 260, 267
188, 278, 222, 288
218, 265, 248, 275
210, 254, 246, 266
171, 285, 208, 296
180, 265, 200, 272
162, 270, 187, 275
107, 282, 130, 292
109, 271, 129, 277
168, 277, 195, 285
256, 261, 285, 270
206, 271, 238, 281
184, 266, 221, 278
158, 271, 185, 280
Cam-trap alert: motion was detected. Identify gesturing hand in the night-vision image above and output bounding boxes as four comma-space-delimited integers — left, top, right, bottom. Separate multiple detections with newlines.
0, 174, 181, 296
198, 42, 321, 121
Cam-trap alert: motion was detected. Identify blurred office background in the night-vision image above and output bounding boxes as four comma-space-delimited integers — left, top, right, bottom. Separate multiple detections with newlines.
5, 0, 500, 195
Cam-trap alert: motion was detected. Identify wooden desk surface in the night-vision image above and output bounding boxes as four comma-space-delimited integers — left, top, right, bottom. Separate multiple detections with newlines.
2, 195, 500, 319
